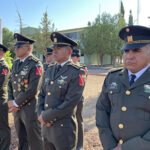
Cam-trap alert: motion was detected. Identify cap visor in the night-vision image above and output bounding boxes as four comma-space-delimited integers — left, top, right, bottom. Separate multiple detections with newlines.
121, 43, 149, 50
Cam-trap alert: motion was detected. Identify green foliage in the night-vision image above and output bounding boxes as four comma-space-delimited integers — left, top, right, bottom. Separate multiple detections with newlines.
2, 28, 15, 58
32, 11, 56, 54
4, 51, 13, 69
128, 10, 133, 25
80, 12, 126, 66
120, 1, 125, 18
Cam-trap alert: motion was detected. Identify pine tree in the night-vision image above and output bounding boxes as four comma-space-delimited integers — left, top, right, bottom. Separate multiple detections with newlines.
128, 10, 133, 25
120, 1, 125, 18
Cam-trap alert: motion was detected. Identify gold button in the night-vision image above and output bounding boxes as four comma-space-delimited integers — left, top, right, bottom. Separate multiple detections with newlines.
149, 96, 150, 99
45, 104, 48, 107
61, 124, 64, 127
110, 91, 113, 94
50, 81, 54, 85
25, 100, 28, 102
18, 88, 21, 92
53, 118, 56, 121
13, 89, 16, 92
118, 124, 124, 129
59, 86, 61, 88
14, 81, 16, 84
28, 103, 30, 106
25, 84, 28, 88
15, 74, 18, 77
125, 90, 131, 95
47, 92, 51, 96
119, 139, 123, 144
121, 106, 127, 111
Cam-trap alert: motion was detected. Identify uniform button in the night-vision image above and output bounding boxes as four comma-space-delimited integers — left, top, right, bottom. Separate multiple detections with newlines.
119, 139, 123, 144
149, 96, 150, 99
50, 81, 54, 85
61, 124, 64, 127
118, 124, 124, 129
125, 90, 131, 95
53, 118, 56, 121
45, 104, 48, 107
121, 106, 127, 111
18, 88, 21, 92
47, 92, 51, 96
14, 81, 16, 84
28, 103, 30, 106
15, 74, 18, 77
13, 89, 16, 92
25, 84, 28, 88
59, 86, 61, 88
25, 100, 28, 102
110, 91, 113, 94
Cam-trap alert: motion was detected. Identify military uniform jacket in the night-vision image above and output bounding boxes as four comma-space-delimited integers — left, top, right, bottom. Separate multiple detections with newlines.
96, 67, 150, 150
8, 55, 43, 111
0, 60, 10, 104
38, 60, 85, 125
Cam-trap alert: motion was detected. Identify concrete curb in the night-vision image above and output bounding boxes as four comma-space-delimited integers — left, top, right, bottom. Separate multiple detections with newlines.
88, 73, 107, 76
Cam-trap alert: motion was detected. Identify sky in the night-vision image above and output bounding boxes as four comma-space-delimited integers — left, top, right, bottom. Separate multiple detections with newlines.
0, 0, 150, 33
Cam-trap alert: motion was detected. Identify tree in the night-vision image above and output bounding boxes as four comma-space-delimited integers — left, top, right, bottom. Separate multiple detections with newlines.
120, 1, 125, 18
2, 28, 13, 68
128, 10, 133, 25
32, 11, 55, 55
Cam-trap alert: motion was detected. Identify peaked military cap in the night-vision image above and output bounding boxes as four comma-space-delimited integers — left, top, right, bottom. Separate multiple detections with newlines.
50, 32, 78, 48
71, 49, 81, 57
0, 44, 8, 52
119, 25, 150, 50
45, 48, 53, 55
14, 33, 35, 46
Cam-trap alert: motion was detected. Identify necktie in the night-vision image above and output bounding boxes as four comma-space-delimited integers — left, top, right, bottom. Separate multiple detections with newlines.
129, 74, 136, 86
55, 65, 61, 75
18, 61, 23, 68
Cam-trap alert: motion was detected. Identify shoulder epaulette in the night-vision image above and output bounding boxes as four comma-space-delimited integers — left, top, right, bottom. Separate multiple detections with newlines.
67, 61, 80, 69
48, 63, 55, 68
29, 55, 40, 63
109, 67, 123, 73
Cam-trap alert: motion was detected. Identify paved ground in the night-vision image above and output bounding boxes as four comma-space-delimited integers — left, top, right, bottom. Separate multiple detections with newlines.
9, 74, 106, 150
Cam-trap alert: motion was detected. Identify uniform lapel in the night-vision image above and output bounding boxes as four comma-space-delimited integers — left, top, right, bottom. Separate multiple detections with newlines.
54, 62, 69, 80
118, 68, 130, 88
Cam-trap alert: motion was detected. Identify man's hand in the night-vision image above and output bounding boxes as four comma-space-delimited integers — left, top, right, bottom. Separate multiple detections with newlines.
38, 114, 53, 127
8, 101, 19, 112
112, 144, 122, 150
38, 114, 46, 126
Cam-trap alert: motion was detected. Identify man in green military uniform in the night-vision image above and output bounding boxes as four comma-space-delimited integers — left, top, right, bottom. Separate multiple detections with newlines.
0, 44, 10, 150
96, 25, 150, 150
43, 48, 54, 71
8, 33, 43, 150
38, 32, 85, 150
71, 49, 88, 150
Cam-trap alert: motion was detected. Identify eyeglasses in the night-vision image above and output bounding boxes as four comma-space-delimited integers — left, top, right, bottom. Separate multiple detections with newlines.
14, 45, 28, 49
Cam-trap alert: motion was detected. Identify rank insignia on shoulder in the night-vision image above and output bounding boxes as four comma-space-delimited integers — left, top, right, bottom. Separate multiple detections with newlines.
2, 68, 7, 75
144, 84, 150, 93
79, 74, 85, 86
36, 64, 42, 76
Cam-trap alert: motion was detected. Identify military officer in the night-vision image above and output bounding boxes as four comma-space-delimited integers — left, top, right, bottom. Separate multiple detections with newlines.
96, 25, 150, 150
71, 49, 88, 150
38, 32, 86, 150
8, 33, 43, 150
0, 44, 10, 150
43, 48, 54, 71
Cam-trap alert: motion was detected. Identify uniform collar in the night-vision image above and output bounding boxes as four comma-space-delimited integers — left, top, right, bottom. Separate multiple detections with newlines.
20, 55, 30, 62
128, 64, 150, 81
58, 59, 70, 67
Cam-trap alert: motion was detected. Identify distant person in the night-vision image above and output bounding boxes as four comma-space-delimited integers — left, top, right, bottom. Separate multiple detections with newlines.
38, 32, 86, 150
43, 48, 55, 71
0, 44, 10, 150
96, 25, 150, 150
8, 33, 43, 150
71, 49, 88, 150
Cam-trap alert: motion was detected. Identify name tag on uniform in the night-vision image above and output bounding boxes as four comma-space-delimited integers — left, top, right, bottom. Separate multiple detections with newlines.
144, 84, 150, 93
109, 82, 118, 90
